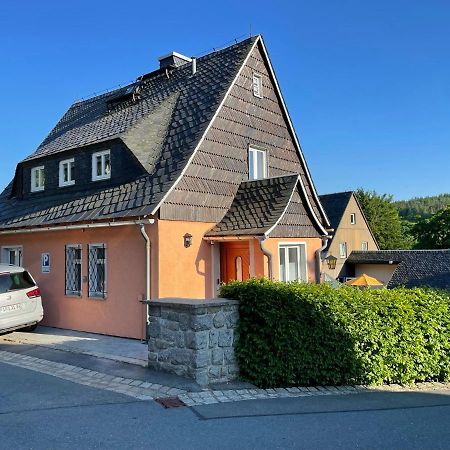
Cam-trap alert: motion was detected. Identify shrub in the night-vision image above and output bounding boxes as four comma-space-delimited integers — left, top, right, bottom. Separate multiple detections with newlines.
220, 279, 450, 388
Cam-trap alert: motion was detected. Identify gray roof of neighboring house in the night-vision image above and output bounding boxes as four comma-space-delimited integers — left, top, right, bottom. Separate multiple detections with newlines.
319, 191, 353, 230
205, 174, 299, 237
0, 37, 257, 229
347, 250, 450, 290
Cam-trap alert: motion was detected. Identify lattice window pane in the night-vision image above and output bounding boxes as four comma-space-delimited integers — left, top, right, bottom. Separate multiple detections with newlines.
65, 245, 82, 296
88, 244, 107, 298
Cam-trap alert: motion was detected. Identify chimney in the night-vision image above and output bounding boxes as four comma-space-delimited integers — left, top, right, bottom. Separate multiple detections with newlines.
158, 51, 192, 69
192, 57, 197, 75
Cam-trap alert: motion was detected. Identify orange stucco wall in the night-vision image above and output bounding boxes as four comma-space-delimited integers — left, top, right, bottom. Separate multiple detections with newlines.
261, 237, 322, 282
157, 220, 216, 299
0, 224, 156, 339
0, 218, 322, 338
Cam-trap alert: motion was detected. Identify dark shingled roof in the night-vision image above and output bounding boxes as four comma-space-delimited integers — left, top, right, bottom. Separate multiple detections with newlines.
347, 250, 450, 290
319, 191, 353, 230
0, 37, 257, 229
205, 174, 299, 237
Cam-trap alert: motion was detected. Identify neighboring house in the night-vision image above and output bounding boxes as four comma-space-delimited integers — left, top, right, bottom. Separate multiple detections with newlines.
0, 35, 330, 339
319, 191, 378, 279
345, 250, 450, 290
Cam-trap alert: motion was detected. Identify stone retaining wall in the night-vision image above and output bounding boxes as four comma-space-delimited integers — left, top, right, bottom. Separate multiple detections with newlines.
146, 298, 239, 386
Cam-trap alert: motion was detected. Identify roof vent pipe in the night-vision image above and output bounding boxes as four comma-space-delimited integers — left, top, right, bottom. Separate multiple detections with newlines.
192, 57, 197, 75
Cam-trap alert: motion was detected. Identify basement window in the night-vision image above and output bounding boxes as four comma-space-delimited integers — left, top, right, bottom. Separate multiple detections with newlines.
92, 151, 111, 181
31, 166, 45, 192
252, 73, 263, 98
59, 158, 75, 187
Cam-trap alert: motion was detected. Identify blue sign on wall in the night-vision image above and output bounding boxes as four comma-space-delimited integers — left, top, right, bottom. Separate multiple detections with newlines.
41, 253, 51, 273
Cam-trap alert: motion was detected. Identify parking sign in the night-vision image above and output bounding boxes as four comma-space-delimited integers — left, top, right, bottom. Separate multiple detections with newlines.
41, 253, 50, 273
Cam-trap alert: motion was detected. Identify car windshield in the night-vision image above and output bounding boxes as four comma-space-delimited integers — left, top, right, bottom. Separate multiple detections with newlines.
0, 271, 35, 294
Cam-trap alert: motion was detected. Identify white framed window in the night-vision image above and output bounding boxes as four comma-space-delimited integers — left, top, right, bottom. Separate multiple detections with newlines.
92, 150, 111, 181
339, 242, 348, 259
31, 166, 45, 192
88, 244, 107, 298
350, 213, 356, 225
248, 147, 267, 180
279, 243, 308, 282
252, 73, 263, 98
1, 246, 23, 266
65, 245, 82, 296
59, 158, 75, 187
361, 241, 369, 251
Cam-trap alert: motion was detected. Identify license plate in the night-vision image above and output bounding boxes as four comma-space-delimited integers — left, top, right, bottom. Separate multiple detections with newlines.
0, 303, 24, 313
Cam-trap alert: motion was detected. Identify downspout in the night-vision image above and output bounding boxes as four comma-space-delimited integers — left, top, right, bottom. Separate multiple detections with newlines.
140, 223, 151, 341
315, 234, 332, 283
258, 237, 273, 281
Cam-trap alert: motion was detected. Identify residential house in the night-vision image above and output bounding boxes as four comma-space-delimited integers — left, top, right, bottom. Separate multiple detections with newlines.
345, 250, 450, 290
319, 191, 378, 279
0, 35, 331, 339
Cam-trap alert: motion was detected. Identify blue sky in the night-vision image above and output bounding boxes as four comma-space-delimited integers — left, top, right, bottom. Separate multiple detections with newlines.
0, 1, 449, 200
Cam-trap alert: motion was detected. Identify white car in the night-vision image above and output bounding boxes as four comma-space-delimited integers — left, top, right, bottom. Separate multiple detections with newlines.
0, 264, 44, 334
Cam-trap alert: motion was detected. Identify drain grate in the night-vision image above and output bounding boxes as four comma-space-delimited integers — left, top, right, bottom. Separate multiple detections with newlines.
155, 397, 186, 409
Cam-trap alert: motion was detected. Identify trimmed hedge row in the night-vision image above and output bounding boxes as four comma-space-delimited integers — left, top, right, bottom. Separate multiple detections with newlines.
220, 279, 450, 388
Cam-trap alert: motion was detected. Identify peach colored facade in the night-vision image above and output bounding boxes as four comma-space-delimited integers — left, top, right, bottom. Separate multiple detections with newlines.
0, 225, 153, 339
0, 219, 323, 338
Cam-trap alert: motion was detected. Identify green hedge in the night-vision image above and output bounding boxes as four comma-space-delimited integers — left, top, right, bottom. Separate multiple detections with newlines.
220, 279, 450, 388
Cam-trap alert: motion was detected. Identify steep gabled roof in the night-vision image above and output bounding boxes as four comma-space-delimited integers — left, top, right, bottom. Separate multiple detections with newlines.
0, 35, 329, 232
319, 191, 378, 249
319, 191, 353, 230
205, 175, 299, 237
0, 38, 257, 229
347, 250, 450, 290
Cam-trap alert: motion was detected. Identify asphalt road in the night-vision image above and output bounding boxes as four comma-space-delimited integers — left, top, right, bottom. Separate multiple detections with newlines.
2, 362, 450, 449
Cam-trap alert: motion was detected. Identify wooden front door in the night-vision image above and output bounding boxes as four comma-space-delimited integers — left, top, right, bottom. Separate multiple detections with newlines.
220, 242, 250, 284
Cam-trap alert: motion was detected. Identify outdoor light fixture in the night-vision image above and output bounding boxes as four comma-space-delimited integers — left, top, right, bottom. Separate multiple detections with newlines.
183, 233, 192, 248
325, 254, 337, 270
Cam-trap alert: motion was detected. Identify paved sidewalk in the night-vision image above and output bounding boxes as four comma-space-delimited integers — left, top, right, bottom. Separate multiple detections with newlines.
0, 326, 148, 366
2, 347, 450, 408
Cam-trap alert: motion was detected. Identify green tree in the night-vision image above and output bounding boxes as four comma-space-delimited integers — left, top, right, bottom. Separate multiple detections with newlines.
395, 193, 450, 221
412, 206, 450, 249
356, 189, 414, 250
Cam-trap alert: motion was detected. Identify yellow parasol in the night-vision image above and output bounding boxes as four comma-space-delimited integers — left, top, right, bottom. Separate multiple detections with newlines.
345, 273, 384, 287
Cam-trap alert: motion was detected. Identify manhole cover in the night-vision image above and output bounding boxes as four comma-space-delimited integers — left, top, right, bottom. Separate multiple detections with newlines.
155, 397, 186, 408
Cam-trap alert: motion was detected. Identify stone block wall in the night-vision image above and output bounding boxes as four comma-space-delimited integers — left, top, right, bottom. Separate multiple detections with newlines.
146, 298, 239, 386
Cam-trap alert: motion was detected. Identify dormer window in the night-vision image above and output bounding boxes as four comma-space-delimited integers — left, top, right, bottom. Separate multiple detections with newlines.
248, 147, 267, 180
31, 166, 45, 192
92, 151, 111, 181
59, 158, 75, 187
252, 73, 263, 98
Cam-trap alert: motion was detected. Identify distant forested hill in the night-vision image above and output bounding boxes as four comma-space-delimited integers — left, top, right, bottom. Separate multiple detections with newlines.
395, 194, 450, 222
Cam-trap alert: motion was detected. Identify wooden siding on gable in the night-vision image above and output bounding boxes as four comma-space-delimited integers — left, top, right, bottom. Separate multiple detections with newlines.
160, 42, 323, 235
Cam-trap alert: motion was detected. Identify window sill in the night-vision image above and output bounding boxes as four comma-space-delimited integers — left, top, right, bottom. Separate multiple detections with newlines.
88, 294, 107, 300
92, 176, 111, 182
59, 182, 76, 188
